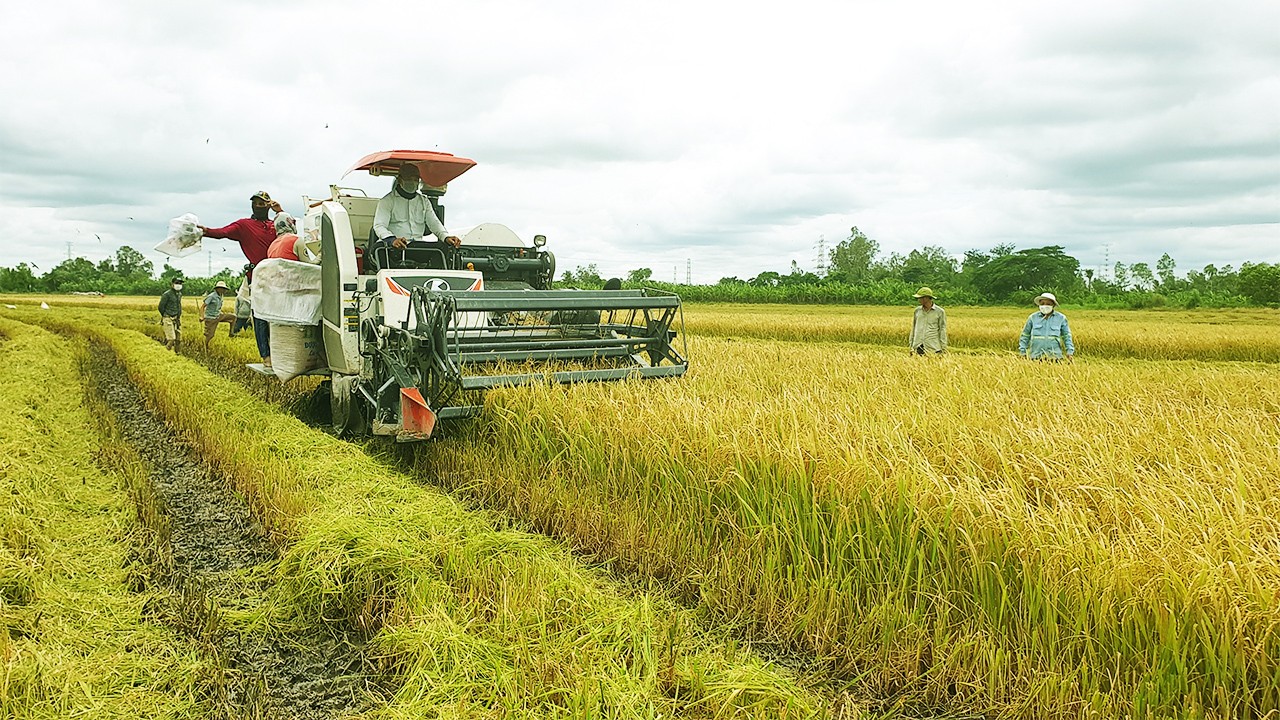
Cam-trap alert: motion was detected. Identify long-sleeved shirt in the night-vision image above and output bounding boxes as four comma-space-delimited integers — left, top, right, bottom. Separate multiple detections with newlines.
234, 281, 251, 318
158, 289, 182, 318
372, 191, 448, 244
1020, 310, 1074, 359
909, 305, 947, 352
202, 291, 224, 319
202, 217, 277, 265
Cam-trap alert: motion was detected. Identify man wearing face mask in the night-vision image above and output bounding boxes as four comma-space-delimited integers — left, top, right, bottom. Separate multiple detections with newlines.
158, 277, 184, 353
198, 191, 283, 367
370, 163, 459, 270
198, 191, 282, 267
1019, 292, 1075, 362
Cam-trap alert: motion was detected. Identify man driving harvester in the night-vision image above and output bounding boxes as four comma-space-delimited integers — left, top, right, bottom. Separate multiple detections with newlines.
369, 163, 461, 271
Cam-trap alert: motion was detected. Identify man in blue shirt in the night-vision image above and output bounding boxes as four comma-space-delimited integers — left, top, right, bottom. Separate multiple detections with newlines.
1020, 292, 1074, 361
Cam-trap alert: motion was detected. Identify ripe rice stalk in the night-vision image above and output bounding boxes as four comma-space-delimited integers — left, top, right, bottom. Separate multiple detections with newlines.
0, 318, 211, 718
419, 334, 1280, 717
30, 313, 835, 718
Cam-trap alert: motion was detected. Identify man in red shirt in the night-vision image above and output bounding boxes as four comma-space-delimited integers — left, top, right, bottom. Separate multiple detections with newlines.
199, 191, 280, 266
198, 191, 282, 367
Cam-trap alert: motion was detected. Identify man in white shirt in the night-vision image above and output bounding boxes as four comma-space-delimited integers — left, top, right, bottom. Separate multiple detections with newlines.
909, 286, 948, 355
370, 164, 460, 269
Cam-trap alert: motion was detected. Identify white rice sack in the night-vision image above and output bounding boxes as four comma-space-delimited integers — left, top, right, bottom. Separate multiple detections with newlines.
251, 258, 322, 326
269, 323, 327, 381
154, 213, 204, 257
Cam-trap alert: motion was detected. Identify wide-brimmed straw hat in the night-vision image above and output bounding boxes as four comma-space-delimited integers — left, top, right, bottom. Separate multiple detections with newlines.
913, 287, 935, 298
1034, 292, 1058, 306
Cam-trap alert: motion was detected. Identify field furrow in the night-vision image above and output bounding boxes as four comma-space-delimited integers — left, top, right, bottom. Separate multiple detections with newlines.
6, 298, 1278, 719
14, 308, 835, 718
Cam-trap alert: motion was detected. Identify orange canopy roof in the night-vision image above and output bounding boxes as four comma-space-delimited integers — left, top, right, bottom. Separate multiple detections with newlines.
342, 149, 477, 187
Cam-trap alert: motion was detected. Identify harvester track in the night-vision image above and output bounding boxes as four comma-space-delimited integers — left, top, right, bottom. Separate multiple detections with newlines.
85, 345, 382, 719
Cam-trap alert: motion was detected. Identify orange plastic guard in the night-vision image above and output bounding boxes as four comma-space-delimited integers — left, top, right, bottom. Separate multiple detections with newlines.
399, 387, 437, 438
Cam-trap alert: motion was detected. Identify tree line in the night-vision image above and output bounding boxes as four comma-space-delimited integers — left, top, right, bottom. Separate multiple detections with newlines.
3, 230, 1278, 307
0, 246, 239, 296
565, 226, 1280, 307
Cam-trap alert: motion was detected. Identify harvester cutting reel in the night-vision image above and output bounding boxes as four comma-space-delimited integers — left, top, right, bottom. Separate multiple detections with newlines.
335, 285, 688, 442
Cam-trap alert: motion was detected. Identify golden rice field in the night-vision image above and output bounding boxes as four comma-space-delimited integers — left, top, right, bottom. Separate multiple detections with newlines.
2, 294, 1278, 719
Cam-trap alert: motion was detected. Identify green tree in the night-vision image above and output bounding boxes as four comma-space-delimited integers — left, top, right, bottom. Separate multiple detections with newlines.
968, 246, 1082, 302
1156, 253, 1178, 291
0, 263, 41, 292
827, 226, 879, 284
749, 271, 782, 287
895, 245, 957, 287
626, 268, 653, 283
1238, 262, 1280, 304
959, 243, 1014, 289
1130, 262, 1156, 291
780, 260, 820, 286
559, 264, 603, 287
42, 257, 101, 292
1112, 262, 1129, 291
160, 263, 184, 283
114, 246, 154, 279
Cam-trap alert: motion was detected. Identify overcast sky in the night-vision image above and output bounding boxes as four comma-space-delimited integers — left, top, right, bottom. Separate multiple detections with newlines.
1, 0, 1276, 284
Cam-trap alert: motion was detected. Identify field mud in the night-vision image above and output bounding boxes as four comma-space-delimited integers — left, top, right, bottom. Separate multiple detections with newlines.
86, 346, 382, 719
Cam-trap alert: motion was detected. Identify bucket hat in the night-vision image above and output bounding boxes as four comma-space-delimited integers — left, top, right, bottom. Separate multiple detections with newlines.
214, 281, 228, 290
1034, 292, 1058, 306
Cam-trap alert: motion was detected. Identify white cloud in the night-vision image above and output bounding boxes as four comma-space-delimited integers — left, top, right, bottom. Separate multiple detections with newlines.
0, 0, 1275, 285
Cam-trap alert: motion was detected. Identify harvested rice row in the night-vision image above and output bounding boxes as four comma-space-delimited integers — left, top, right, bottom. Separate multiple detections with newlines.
0, 318, 211, 718
44, 313, 835, 719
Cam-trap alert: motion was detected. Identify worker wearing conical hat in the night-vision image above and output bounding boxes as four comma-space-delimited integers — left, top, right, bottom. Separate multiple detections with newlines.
909, 287, 947, 355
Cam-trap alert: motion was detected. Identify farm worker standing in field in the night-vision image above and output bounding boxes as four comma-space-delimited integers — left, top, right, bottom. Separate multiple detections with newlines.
1020, 292, 1075, 362
197, 191, 282, 368
230, 269, 252, 338
157, 277, 183, 353
909, 287, 948, 355
370, 163, 459, 271
201, 281, 236, 348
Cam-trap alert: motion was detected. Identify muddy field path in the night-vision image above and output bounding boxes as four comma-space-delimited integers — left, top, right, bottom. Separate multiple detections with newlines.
86, 346, 383, 719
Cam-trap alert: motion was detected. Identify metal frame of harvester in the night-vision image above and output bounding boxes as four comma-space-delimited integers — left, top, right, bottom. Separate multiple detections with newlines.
299, 149, 687, 441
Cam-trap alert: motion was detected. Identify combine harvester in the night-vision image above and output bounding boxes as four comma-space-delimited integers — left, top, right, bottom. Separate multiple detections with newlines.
269, 149, 686, 441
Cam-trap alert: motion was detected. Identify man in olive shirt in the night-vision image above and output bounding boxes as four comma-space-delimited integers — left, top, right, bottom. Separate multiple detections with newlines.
909, 286, 947, 355
158, 277, 184, 353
